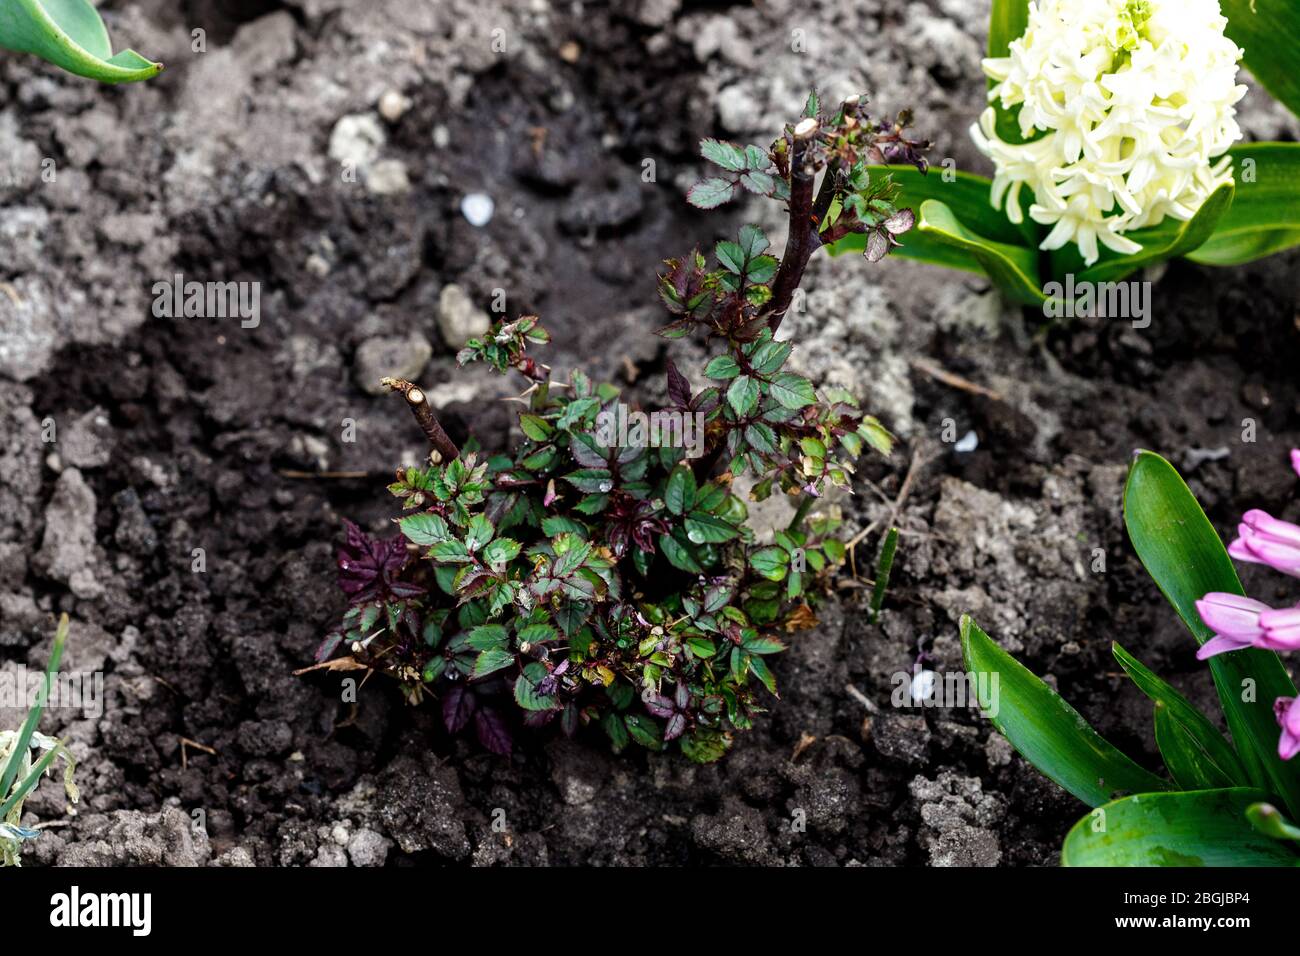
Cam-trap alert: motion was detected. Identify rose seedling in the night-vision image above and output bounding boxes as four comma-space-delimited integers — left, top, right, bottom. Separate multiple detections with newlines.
316, 94, 929, 760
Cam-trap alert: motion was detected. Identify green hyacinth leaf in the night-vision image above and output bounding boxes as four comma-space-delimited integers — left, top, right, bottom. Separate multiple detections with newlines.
1190, 143, 1300, 266
1222, 0, 1300, 121
1154, 701, 1237, 791
912, 199, 1044, 305
1062, 788, 1299, 867
1054, 181, 1235, 286
960, 615, 1169, 807
0, 0, 162, 84
986, 0, 1032, 143
826, 165, 1038, 251
1113, 641, 1248, 788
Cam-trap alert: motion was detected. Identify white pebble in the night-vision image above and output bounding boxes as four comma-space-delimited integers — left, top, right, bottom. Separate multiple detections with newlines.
378, 89, 410, 123
460, 192, 494, 227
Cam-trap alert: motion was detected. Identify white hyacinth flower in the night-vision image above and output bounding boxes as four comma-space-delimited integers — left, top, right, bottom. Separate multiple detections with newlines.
970, 0, 1246, 266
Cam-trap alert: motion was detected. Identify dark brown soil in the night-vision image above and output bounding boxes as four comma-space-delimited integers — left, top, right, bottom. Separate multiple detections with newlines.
2, 0, 1298, 867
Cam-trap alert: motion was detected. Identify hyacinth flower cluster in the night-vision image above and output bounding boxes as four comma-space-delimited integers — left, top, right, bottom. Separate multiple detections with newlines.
316, 96, 928, 761
1197, 450, 1300, 759
972, 0, 1246, 266
827, 0, 1300, 306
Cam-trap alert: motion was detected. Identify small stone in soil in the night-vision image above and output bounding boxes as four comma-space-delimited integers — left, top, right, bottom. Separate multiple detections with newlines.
871, 713, 932, 766
347, 828, 392, 867
437, 284, 491, 347
353, 333, 433, 395
59, 407, 114, 469
34, 467, 100, 597
377, 89, 411, 123
365, 158, 411, 196
461, 192, 494, 227
328, 113, 385, 170
558, 180, 644, 235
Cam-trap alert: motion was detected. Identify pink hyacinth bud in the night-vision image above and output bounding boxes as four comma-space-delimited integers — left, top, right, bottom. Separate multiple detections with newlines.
1276, 697, 1300, 761
1228, 510, 1300, 579
1261, 606, 1300, 651
1197, 596, 1300, 658
1196, 593, 1273, 659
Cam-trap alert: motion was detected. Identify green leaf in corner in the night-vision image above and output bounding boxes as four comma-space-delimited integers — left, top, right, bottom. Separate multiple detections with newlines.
915, 200, 1044, 305
726, 375, 759, 417
658, 531, 703, 574
1223, 0, 1300, 121
398, 513, 450, 547
1062, 788, 1298, 867
0, 0, 163, 83
471, 646, 516, 679
0, 613, 70, 815
1189, 143, 1300, 267
623, 713, 663, 751
664, 463, 696, 517
603, 710, 629, 753
1112, 641, 1248, 788
960, 615, 1170, 807
1123, 450, 1300, 819
681, 731, 730, 763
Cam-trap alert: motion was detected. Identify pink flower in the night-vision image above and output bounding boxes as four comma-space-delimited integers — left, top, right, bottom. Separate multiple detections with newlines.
1262, 606, 1300, 649
1228, 510, 1300, 578
1292, 448, 1300, 479
1196, 594, 1300, 658
1275, 697, 1300, 761
1196, 593, 1272, 658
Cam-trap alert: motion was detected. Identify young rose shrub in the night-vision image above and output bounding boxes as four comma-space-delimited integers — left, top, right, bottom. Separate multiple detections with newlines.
318, 94, 930, 761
